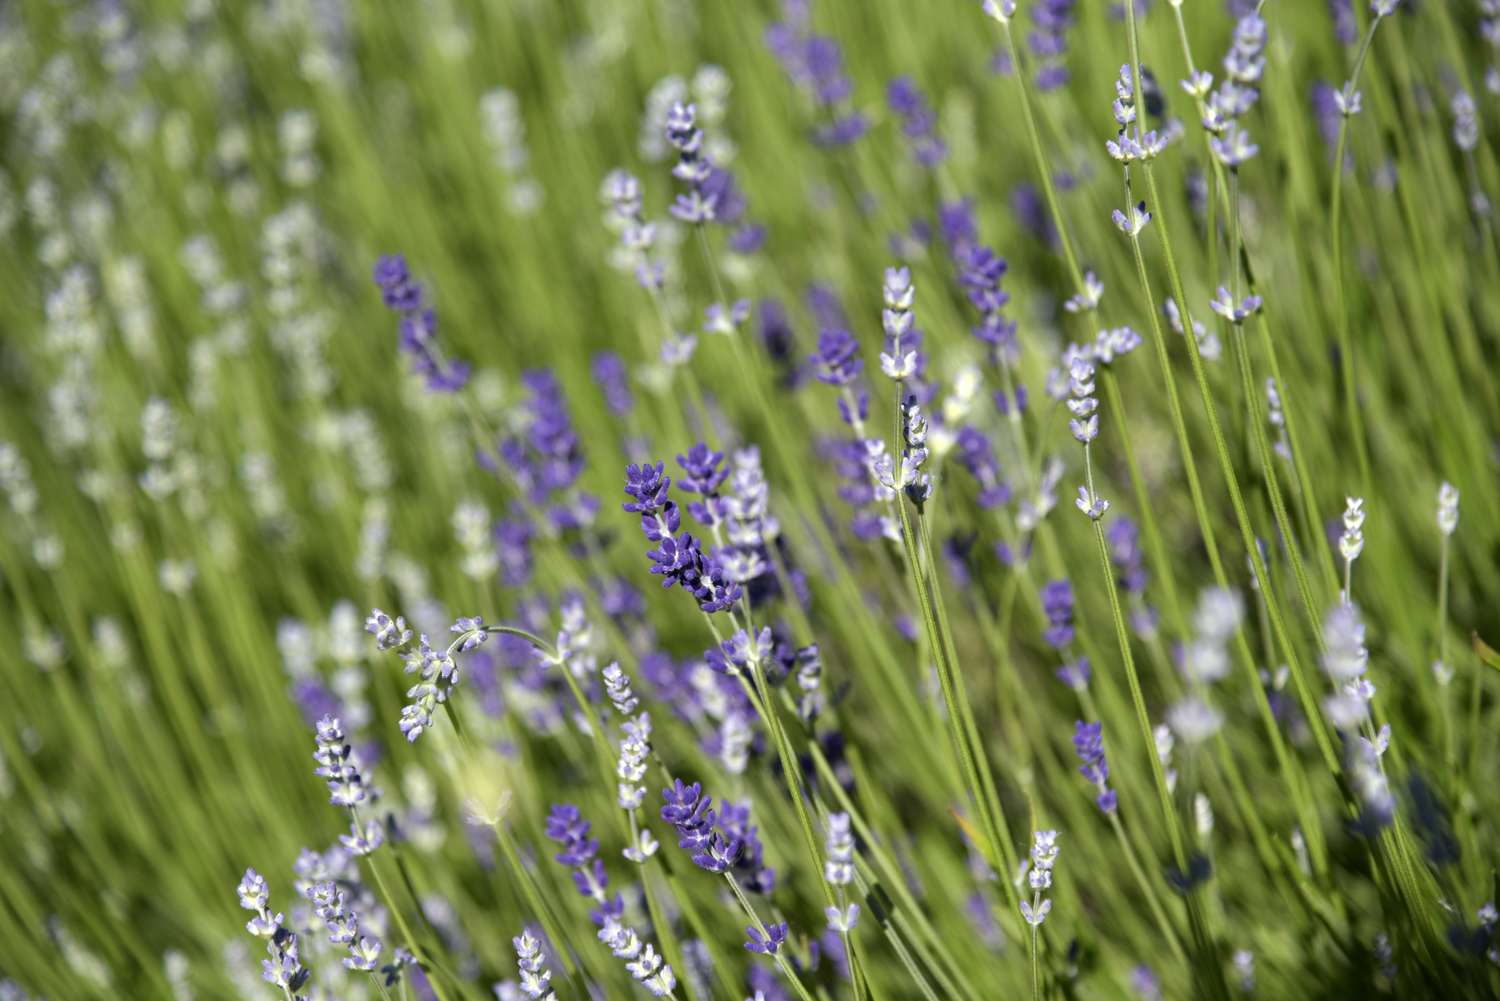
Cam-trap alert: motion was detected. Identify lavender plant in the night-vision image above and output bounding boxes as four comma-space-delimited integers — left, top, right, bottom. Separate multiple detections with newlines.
2, 3, 1499, 1001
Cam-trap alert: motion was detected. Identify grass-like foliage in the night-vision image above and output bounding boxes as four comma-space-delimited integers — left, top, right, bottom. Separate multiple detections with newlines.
2, 0, 1500, 999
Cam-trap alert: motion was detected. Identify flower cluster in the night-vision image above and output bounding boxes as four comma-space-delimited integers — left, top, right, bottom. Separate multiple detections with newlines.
599, 918, 678, 996
876, 396, 932, 507
312, 715, 369, 808
1106, 517, 1157, 638
719, 447, 778, 585
1021, 830, 1059, 927
496, 369, 599, 533
545, 803, 625, 926
666, 102, 715, 223
1437, 482, 1459, 536
1197, 12, 1267, 167
823, 811, 862, 932
513, 929, 558, 1001
887, 77, 946, 168
371, 254, 470, 392
1339, 496, 1366, 600
1073, 721, 1118, 813
306, 879, 383, 972
1111, 200, 1151, 237
879, 266, 919, 381
1069, 355, 1110, 520
603, 169, 665, 291
1040, 579, 1075, 650
1106, 64, 1166, 162
745, 921, 789, 955
1028, 0, 1078, 92
660, 778, 743, 873
623, 461, 742, 613
1168, 588, 1243, 745
1322, 602, 1377, 730
236, 868, 311, 996
945, 204, 1019, 373
764, 5, 868, 146
364, 609, 489, 743
1209, 286, 1263, 325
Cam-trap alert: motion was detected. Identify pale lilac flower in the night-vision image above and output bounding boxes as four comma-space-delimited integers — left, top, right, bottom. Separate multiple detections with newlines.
1063, 271, 1103, 313
513, 929, 558, 1000
1339, 496, 1366, 566
1208, 287, 1262, 324
824, 812, 856, 886
1437, 482, 1459, 536
1020, 829, 1059, 927
1075, 485, 1109, 521
600, 918, 677, 996
1112, 201, 1151, 236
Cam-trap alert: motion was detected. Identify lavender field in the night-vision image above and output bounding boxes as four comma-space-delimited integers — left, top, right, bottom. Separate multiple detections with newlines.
3, 0, 1499, 998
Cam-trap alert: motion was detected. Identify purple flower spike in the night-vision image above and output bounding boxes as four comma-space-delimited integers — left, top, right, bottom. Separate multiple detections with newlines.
544, 803, 622, 926
1040, 579, 1075, 649
1073, 721, 1119, 814
810, 329, 864, 387
371, 255, 470, 393
745, 922, 789, 955
677, 443, 729, 496
887, 76, 947, 168
661, 779, 743, 873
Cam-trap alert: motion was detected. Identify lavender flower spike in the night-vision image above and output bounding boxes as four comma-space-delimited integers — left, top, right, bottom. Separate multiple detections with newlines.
1066, 355, 1100, 444
1073, 721, 1119, 813
1069, 354, 1109, 520
666, 101, 716, 223
1437, 482, 1459, 536
824, 812, 856, 886
599, 918, 678, 996
371, 254, 470, 392
1021, 830, 1059, 927
312, 715, 369, 807
365, 608, 411, 650
307, 880, 383, 972
513, 929, 558, 1000
879, 266, 919, 381
236, 868, 311, 995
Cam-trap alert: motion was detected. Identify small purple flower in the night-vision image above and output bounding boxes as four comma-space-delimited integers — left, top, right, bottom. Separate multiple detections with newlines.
545, 803, 623, 926
1210, 123, 1260, 167
745, 922, 789, 955
1112, 201, 1151, 236
887, 76, 947, 168
677, 443, 729, 498
1056, 656, 1091, 690
1208, 287, 1263, 324
371, 255, 470, 392
624, 462, 741, 614
666, 102, 716, 223
661, 779, 743, 873
1028, 0, 1078, 92
810, 329, 864, 387
765, 11, 868, 147
592, 352, 633, 417
1073, 721, 1119, 813
313, 715, 370, 808
1041, 579, 1075, 649
493, 369, 599, 532
705, 627, 774, 677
